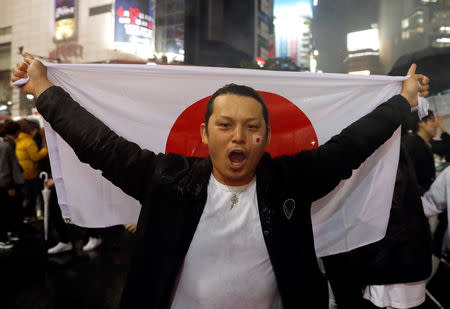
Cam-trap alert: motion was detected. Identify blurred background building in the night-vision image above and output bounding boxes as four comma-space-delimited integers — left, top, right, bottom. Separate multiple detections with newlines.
1, 0, 449, 119
345, 27, 384, 75
311, 0, 380, 74
312, 0, 449, 75
155, 0, 274, 67
379, 0, 450, 72
274, 0, 314, 71
0, 0, 275, 118
0, 0, 156, 117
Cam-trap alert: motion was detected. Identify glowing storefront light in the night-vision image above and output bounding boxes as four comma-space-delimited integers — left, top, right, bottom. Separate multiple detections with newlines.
54, 0, 76, 41
274, 0, 313, 68
275, 0, 313, 18
347, 51, 379, 58
349, 70, 371, 75
437, 37, 450, 43
347, 29, 379, 52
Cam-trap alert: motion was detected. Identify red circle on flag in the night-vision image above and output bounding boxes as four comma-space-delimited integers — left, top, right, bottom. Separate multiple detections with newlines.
165, 91, 318, 158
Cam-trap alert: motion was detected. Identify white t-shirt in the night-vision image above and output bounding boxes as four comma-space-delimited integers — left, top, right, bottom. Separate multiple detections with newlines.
171, 175, 283, 309
363, 281, 426, 309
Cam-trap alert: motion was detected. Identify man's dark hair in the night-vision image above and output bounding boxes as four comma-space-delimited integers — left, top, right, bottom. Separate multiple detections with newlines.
205, 84, 269, 132
3, 121, 21, 136
407, 110, 435, 133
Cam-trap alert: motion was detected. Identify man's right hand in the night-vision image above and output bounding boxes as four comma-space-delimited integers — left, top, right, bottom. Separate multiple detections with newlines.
400, 64, 430, 108
11, 52, 54, 98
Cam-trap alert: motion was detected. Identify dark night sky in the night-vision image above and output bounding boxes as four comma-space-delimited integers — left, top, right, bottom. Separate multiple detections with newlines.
312, 0, 380, 73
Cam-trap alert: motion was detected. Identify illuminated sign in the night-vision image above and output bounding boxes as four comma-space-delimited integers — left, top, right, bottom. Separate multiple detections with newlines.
347, 29, 379, 52
349, 70, 371, 75
115, 0, 154, 46
55, 0, 76, 41
49, 43, 83, 63
274, 0, 313, 19
256, 57, 266, 66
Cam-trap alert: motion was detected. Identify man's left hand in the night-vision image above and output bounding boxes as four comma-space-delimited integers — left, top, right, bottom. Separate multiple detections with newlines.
400, 64, 430, 108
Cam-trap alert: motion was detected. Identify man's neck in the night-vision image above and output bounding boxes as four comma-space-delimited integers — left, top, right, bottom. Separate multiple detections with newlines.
212, 169, 255, 187
417, 130, 431, 145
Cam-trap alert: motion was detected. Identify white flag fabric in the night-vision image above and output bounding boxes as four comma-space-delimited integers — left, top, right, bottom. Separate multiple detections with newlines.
42, 63, 406, 257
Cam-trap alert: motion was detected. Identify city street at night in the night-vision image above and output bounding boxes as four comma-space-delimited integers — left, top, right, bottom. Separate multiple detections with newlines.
1, 0, 450, 308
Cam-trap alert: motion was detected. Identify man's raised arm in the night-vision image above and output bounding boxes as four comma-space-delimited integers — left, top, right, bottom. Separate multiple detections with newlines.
282, 64, 430, 202
12, 53, 161, 202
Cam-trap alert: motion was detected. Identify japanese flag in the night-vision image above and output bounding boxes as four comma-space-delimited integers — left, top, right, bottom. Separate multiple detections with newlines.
43, 63, 405, 257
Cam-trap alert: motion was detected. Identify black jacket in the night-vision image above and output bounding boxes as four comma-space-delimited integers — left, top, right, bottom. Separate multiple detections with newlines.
322, 137, 432, 309
364, 137, 432, 284
0, 136, 24, 189
406, 132, 450, 194
37, 86, 411, 309
431, 132, 450, 161
406, 132, 435, 194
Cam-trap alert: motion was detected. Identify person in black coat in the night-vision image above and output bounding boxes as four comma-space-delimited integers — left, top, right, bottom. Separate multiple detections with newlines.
407, 110, 449, 257
323, 112, 447, 308
0, 121, 24, 249
322, 135, 433, 309
406, 110, 439, 194
431, 114, 450, 161
406, 110, 450, 192
12, 53, 429, 309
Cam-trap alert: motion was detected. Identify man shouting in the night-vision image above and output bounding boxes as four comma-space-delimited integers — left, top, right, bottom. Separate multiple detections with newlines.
12, 53, 428, 309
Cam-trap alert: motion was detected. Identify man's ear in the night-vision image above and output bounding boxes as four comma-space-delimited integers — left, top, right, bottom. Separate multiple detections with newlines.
200, 123, 208, 145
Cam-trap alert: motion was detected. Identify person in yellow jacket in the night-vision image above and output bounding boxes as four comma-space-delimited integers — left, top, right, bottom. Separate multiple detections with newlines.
16, 119, 48, 220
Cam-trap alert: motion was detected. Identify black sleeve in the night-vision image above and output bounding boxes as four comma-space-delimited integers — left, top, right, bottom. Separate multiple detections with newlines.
3, 144, 13, 189
36, 86, 163, 202
441, 132, 450, 141
280, 94, 410, 202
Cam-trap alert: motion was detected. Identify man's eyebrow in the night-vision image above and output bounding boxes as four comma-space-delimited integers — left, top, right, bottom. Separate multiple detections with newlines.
217, 115, 233, 121
216, 115, 260, 122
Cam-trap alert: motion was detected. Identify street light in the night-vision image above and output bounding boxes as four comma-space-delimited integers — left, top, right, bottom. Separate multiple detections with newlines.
26, 94, 34, 100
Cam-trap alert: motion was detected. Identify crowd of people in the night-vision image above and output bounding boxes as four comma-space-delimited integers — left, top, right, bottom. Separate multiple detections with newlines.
0, 118, 104, 253
1, 53, 448, 308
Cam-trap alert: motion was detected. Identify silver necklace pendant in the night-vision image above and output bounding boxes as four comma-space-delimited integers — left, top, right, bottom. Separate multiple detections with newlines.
230, 194, 238, 209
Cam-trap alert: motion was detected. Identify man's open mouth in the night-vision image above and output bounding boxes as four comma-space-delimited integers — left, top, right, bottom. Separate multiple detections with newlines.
228, 150, 247, 168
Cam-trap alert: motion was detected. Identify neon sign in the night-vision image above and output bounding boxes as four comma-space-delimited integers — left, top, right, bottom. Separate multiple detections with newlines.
114, 0, 154, 46
54, 0, 76, 41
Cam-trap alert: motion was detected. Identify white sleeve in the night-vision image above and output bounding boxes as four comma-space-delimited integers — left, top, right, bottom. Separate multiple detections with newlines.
417, 96, 429, 120
421, 167, 450, 217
